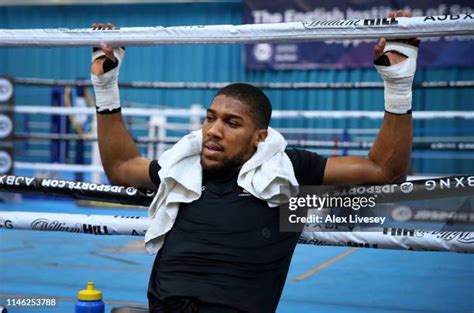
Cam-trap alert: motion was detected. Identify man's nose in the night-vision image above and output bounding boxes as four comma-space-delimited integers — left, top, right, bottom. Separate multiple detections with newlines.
206, 119, 223, 139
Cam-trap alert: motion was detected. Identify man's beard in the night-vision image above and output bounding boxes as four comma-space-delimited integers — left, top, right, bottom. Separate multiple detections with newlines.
200, 146, 253, 177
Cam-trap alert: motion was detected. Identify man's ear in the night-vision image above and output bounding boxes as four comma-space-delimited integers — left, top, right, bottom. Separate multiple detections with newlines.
254, 129, 268, 148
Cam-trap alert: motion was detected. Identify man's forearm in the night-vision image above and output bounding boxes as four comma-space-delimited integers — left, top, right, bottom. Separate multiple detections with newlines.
322, 12, 417, 186
370, 36, 417, 183
97, 112, 141, 185
90, 36, 155, 189
368, 112, 412, 182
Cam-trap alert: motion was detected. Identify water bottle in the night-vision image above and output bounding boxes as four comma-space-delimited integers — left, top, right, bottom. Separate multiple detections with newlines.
75, 282, 105, 313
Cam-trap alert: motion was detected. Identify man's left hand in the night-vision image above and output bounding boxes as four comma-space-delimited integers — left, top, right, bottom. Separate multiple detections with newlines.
373, 10, 420, 66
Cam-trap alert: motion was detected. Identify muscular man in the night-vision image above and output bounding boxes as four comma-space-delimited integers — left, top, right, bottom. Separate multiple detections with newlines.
92, 11, 417, 313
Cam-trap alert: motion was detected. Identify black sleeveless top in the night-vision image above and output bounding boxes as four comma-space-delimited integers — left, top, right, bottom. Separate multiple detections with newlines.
147, 149, 327, 313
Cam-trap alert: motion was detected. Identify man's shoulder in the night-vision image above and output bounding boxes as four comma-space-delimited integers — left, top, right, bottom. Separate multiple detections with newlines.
285, 148, 321, 162
285, 148, 327, 185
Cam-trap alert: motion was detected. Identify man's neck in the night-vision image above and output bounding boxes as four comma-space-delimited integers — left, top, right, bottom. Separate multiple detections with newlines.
203, 167, 240, 182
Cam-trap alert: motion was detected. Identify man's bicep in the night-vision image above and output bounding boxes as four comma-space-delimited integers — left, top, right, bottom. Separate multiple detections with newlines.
323, 156, 385, 185
117, 156, 159, 190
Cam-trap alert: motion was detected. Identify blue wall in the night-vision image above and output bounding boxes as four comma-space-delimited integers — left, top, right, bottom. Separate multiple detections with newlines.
0, 3, 473, 175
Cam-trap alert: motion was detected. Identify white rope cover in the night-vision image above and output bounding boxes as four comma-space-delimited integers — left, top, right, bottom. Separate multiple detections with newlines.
300, 230, 474, 254
0, 211, 472, 253
0, 15, 472, 47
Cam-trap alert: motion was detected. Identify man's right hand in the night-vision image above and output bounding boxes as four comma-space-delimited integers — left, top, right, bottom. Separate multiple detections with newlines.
90, 23, 125, 114
91, 24, 155, 189
91, 23, 121, 76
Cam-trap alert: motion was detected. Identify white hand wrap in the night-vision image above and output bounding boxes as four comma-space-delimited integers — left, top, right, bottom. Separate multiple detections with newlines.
90, 47, 125, 113
374, 42, 418, 114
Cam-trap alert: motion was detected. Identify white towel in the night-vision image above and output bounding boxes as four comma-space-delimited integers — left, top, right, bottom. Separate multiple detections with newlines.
144, 127, 299, 254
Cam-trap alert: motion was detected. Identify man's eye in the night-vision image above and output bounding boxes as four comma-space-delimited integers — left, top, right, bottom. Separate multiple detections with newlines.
206, 116, 215, 122
228, 121, 239, 128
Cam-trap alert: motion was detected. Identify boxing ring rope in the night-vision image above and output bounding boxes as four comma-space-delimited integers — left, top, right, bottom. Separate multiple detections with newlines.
1, 174, 473, 253
1, 211, 472, 253
12, 132, 474, 151
10, 104, 474, 172
17, 162, 471, 174
12, 77, 474, 89
0, 14, 473, 47
3, 174, 474, 205
11, 105, 474, 119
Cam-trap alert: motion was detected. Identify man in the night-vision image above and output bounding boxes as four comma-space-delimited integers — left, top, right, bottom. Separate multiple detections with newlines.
92, 10, 417, 313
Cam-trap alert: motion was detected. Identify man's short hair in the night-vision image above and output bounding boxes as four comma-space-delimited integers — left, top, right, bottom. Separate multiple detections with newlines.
215, 83, 272, 129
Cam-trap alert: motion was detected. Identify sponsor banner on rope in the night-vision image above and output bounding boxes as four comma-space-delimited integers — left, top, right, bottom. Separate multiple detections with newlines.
0, 175, 135, 193
1, 211, 470, 252
384, 228, 474, 245
30, 219, 117, 236
0, 218, 13, 229
244, 0, 474, 69
0, 174, 156, 206
0, 211, 152, 236
298, 229, 474, 252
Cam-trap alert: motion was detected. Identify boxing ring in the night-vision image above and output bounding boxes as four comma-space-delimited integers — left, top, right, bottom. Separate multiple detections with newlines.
8, 80, 474, 178
1, 12, 474, 313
